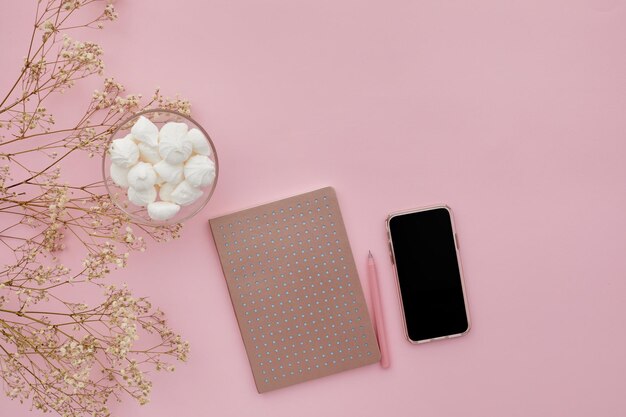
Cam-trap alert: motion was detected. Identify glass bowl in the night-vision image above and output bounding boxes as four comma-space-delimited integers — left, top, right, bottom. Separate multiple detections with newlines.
102, 109, 218, 225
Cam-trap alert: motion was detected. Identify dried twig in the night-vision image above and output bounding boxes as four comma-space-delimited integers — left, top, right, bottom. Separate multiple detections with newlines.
1, 2, 190, 415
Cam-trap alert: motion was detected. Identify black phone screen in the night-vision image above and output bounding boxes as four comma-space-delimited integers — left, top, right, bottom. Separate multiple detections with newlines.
388, 207, 469, 342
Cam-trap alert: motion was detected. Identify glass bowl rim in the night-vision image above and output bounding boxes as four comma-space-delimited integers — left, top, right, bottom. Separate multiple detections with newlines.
102, 108, 219, 226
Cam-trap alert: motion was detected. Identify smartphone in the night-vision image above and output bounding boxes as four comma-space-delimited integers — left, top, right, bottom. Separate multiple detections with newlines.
386, 205, 470, 344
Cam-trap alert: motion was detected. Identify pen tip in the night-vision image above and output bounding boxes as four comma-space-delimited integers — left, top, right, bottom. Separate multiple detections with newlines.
368, 250, 373, 258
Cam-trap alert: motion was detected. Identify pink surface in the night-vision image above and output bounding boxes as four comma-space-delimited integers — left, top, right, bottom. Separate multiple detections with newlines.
2, 1, 626, 416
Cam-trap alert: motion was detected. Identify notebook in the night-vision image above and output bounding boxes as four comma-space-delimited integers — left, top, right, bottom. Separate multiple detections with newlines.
209, 187, 381, 393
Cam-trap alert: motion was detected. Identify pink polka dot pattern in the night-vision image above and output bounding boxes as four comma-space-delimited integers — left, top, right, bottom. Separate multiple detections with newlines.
210, 187, 380, 393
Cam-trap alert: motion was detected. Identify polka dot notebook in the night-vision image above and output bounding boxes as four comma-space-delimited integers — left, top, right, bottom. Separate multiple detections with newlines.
209, 187, 381, 393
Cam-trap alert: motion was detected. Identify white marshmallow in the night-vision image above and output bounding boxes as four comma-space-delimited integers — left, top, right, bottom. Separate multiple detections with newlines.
184, 155, 216, 188
185, 128, 211, 156
110, 163, 130, 188
109, 134, 139, 168
153, 160, 184, 184
170, 180, 203, 206
138, 143, 161, 164
159, 121, 188, 141
127, 186, 157, 207
159, 137, 193, 164
131, 115, 159, 147
159, 182, 176, 202
147, 201, 181, 221
127, 162, 157, 191
159, 122, 192, 164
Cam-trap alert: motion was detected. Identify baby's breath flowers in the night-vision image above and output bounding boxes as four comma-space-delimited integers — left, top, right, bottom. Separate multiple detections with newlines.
1, 2, 191, 416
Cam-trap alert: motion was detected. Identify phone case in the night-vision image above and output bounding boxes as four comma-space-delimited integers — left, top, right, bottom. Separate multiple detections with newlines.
386, 205, 471, 344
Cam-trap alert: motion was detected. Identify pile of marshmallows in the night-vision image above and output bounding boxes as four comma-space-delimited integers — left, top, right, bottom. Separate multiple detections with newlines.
108, 115, 215, 221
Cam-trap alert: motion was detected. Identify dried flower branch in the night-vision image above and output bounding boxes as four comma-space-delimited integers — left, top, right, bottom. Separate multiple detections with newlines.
1, 1, 191, 416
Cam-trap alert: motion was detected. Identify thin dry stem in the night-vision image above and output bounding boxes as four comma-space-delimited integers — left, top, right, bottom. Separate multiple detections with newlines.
1, 2, 191, 416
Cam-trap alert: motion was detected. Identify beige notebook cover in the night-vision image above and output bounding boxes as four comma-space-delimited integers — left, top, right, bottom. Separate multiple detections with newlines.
209, 187, 381, 393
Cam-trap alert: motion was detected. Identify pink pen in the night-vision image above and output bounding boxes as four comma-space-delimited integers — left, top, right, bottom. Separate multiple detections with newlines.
368, 251, 390, 368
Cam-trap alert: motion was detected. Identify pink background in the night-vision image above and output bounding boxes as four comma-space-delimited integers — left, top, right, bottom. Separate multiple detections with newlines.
2, 0, 626, 416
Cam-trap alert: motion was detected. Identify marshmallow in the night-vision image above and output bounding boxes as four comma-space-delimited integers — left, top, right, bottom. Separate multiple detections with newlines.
138, 143, 161, 164
147, 201, 181, 221
170, 180, 203, 206
127, 186, 157, 207
159, 122, 192, 164
110, 163, 130, 188
159, 182, 176, 202
185, 128, 211, 156
109, 134, 139, 168
131, 115, 159, 147
153, 160, 184, 184
184, 155, 216, 188
159, 121, 188, 141
127, 162, 157, 191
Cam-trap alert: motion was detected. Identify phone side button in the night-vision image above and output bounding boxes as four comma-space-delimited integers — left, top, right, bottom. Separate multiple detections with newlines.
455, 233, 460, 250
388, 242, 395, 264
